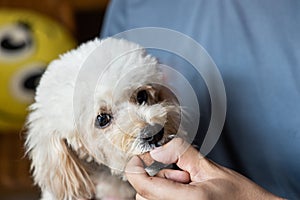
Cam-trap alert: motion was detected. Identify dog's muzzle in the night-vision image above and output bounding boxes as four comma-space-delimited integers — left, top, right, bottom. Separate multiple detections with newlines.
140, 123, 164, 147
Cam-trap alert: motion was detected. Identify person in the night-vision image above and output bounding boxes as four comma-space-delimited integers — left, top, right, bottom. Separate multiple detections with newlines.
101, 0, 300, 199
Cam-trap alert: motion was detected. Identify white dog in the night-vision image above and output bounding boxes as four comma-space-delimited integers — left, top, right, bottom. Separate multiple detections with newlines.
25, 38, 183, 200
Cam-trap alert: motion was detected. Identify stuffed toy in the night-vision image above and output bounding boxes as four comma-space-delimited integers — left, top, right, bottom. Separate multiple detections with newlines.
0, 7, 76, 132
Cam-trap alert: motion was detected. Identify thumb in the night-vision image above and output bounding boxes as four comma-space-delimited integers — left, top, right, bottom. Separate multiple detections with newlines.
150, 138, 213, 179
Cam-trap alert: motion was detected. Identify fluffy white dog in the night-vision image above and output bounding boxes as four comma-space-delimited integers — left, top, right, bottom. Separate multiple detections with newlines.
25, 38, 183, 200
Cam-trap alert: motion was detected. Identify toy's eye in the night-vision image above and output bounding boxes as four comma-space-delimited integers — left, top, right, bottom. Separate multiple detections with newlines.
23, 68, 44, 91
137, 90, 148, 105
10, 63, 45, 103
95, 113, 112, 128
0, 21, 34, 61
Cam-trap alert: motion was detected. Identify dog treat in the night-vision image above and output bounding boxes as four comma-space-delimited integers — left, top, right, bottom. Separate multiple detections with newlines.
139, 152, 170, 176
145, 161, 170, 177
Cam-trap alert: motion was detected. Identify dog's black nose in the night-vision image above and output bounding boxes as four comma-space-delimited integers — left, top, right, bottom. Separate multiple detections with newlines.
141, 124, 164, 146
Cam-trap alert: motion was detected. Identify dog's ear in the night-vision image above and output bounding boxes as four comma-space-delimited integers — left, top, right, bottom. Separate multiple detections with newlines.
25, 119, 94, 199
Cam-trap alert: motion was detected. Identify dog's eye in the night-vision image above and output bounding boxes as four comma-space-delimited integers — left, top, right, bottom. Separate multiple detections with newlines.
95, 113, 112, 128
137, 90, 148, 105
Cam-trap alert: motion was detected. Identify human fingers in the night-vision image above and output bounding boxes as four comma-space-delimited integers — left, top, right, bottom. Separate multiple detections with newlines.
150, 138, 214, 180
125, 155, 197, 200
156, 168, 190, 183
135, 150, 190, 183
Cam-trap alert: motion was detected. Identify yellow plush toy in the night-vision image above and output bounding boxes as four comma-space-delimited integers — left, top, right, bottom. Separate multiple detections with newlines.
0, 9, 76, 131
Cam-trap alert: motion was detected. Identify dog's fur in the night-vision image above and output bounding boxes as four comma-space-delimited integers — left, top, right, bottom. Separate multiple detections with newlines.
25, 38, 182, 199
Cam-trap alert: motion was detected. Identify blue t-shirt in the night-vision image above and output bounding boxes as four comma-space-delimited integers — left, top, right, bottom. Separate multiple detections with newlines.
101, 0, 300, 199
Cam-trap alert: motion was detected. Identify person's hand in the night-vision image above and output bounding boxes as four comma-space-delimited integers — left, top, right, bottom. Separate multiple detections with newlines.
125, 138, 285, 200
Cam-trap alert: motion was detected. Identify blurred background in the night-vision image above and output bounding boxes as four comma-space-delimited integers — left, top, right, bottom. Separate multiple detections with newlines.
0, 0, 109, 199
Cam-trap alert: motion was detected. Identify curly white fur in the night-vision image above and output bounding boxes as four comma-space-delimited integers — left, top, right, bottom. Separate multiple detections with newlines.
25, 38, 181, 200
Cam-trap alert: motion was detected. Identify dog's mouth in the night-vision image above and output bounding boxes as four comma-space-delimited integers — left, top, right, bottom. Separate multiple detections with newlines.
143, 127, 164, 147
139, 124, 174, 150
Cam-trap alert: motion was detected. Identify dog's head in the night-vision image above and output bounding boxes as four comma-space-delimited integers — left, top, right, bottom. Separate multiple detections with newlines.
25, 38, 181, 199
